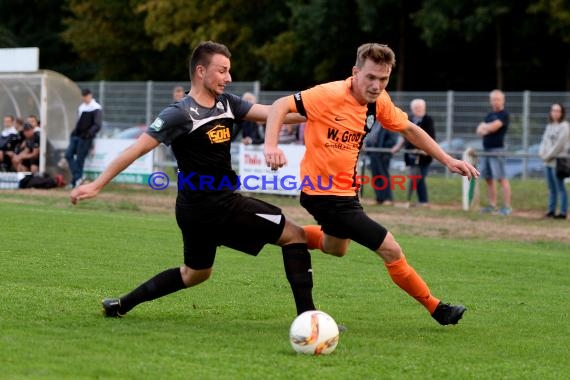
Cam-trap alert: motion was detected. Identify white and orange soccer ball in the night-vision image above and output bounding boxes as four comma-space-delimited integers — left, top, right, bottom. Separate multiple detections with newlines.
289, 310, 339, 355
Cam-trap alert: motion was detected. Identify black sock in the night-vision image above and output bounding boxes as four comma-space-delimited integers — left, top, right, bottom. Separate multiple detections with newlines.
119, 267, 186, 313
282, 243, 316, 315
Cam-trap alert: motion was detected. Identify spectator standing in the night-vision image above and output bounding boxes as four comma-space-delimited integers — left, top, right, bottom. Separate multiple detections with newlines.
172, 86, 186, 102
393, 99, 435, 206
476, 89, 512, 215
539, 103, 570, 219
65, 88, 102, 187
365, 120, 398, 205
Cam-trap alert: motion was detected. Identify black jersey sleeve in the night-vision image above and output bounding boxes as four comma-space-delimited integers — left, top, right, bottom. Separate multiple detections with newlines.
225, 93, 254, 121
145, 105, 189, 146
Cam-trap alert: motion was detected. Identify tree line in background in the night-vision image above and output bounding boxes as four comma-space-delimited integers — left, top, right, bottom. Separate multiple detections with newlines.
1, 0, 569, 91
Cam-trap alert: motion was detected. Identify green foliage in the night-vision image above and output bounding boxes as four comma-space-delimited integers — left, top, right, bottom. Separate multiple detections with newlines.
0, 25, 18, 47
528, 0, 570, 42
61, 0, 161, 80
2, 0, 570, 88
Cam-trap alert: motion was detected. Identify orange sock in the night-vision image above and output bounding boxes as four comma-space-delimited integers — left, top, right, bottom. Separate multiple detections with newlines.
385, 256, 440, 314
303, 225, 324, 251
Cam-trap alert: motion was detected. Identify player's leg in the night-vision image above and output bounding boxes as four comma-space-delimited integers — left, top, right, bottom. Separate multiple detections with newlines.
102, 265, 209, 317
276, 219, 317, 315
300, 194, 350, 257
375, 231, 465, 325
334, 207, 465, 326
102, 201, 217, 317
303, 225, 350, 257
220, 194, 317, 315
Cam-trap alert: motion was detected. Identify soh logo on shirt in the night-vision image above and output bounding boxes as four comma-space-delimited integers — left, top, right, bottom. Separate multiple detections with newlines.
207, 124, 231, 144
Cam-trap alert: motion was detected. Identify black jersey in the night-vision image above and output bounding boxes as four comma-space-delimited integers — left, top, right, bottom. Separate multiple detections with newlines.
146, 93, 253, 195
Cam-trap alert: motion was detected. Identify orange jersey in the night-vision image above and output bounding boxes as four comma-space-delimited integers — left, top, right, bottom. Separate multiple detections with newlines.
288, 77, 408, 196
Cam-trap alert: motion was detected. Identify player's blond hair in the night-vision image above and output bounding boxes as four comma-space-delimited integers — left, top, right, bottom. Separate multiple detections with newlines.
355, 43, 396, 69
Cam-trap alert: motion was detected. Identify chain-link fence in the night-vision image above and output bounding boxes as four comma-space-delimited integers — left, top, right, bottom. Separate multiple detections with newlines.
76, 82, 570, 178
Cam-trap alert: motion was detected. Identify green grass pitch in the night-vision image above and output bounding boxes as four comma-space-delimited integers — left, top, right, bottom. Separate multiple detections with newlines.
0, 198, 568, 379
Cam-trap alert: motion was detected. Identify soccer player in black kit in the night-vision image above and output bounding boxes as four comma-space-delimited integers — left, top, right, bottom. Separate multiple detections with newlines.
70, 41, 315, 318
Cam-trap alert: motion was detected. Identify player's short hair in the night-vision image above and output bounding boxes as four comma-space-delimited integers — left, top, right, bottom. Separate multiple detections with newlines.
189, 41, 232, 80
355, 43, 396, 69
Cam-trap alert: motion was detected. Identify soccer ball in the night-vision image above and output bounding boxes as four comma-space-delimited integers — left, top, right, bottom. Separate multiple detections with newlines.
289, 310, 339, 355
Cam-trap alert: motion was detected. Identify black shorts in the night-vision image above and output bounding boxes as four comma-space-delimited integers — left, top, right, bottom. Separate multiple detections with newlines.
176, 192, 286, 270
300, 193, 388, 251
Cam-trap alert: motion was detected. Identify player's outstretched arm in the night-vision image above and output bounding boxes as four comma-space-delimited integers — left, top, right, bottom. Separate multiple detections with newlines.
70, 133, 159, 204
400, 121, 480, 180
245, 103, 305, 125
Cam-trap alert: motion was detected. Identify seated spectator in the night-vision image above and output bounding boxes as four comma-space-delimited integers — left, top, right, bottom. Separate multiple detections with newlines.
11, 123, 40, 173
27, 114, 41, 133
0, 115, 21, 171
15, 117, 24, 137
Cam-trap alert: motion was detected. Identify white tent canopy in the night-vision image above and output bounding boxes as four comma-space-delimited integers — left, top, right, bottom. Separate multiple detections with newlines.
0, 70, 80, 174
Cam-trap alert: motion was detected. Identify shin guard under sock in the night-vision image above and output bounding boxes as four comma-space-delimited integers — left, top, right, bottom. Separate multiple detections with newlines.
119, 267, 186, 313
385, 256, 440, 314
282, 243, 316, 315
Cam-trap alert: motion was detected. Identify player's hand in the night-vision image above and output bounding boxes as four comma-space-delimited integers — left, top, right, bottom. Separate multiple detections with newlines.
70, 182, 100, 205
264, 145, 287, 171
446, 158, 480, 180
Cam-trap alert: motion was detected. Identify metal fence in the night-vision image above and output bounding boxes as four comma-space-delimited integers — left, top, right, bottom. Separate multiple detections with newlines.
77, 81, 570, 178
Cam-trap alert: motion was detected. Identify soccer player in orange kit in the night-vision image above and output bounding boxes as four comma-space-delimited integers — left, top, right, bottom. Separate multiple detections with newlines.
264, 43, 479, 326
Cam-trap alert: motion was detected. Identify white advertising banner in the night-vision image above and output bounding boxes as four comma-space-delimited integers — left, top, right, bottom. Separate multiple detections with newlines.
238, 144, 305, 195
84, 139, 154, 184
0, 47, 39, 72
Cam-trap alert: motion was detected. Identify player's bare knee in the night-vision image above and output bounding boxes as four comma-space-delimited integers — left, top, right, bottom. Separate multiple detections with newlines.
375, 232, 403, 262
180, 265, 211, 287
322, 239, 349, 257
276, 219, 305, 246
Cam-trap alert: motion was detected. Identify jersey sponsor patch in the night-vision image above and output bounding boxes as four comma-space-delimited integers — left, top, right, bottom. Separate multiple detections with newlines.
149, 117, 164, 132
207, 124, 231, 143
365, 114, 375, 132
